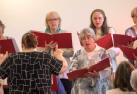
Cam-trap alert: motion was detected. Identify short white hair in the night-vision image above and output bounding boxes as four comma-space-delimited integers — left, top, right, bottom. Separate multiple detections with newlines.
78, 28, 96, 41
130, 69, 137, 90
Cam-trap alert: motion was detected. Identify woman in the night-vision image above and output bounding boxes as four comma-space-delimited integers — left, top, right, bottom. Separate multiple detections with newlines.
0, 20, 7, 40
0, 20, 19, 94
0, 32, 68, 94
0, 20, 19, 51
107, 61, 136, 94
70, 28, 111, 94
125, 7, 137, 66
45, 11, 74, 94
125, 7, 137, 38
90, 9, 120, 80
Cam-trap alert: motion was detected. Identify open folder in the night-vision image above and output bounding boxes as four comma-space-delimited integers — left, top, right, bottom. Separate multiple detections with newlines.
96, 34, 136, 49
0, 39, 16, 54
96, 34, 113, 50
67, 58, 110, 81
31, 30, 73, 48
113, 34, 133, 47
119, 45, 137, 60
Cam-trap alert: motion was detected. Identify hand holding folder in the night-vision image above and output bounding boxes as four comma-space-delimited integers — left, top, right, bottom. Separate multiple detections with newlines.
0, 39, 16, 54
31, 30, 73, 48
67, 58, 110, 80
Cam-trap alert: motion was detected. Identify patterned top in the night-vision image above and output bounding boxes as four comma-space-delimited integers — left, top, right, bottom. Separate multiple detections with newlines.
0, 52, 62, 94
70, 45, 111, 94
125, 27, 137, 65
125, 27, 137, 38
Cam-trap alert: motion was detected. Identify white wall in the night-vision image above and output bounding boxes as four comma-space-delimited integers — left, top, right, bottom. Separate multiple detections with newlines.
0, 0, 137, 62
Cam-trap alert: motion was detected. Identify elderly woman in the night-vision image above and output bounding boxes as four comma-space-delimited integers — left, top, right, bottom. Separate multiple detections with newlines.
70, 28, 111, 94
37, 11, 73, 94
125, 7, 137, 66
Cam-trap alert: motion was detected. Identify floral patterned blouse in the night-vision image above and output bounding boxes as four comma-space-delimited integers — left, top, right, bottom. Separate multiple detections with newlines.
70, 45, 111, 94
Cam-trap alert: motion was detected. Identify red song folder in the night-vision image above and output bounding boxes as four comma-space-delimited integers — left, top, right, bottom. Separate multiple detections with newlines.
51, 75, 58, 91
67, 58, 110, 80
96, 34, 113, 50
113, 34, 133, 47
119, 45, 137, 60
0, 39, 16, 54
31, 30, 73, 48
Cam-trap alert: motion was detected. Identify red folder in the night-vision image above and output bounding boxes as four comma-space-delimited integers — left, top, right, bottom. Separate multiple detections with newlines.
51, 75, 58, 91
132, 37, 137, 42
67, 68, 88, 81
88, 57, 110, 72
67, 58, 110, 80
113, 34, 133, 47
0, 39, 16, 54
96, 34, 113, 50
119, 45, 137, 60
31, 30, 73, 48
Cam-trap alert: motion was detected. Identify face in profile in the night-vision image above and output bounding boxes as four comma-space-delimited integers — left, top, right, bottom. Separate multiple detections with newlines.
47, 13, 60, 31
81, 33, 95, 50
133, 11, 137, 25
0, 26, 3, 38
91, 12, 104, 29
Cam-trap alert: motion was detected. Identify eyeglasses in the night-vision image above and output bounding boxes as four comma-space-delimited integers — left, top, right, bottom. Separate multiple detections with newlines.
47, 18, 59, 22
132, 16, 137, 18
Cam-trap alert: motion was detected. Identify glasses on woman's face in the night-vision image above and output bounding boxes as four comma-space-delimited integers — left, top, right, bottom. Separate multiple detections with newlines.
47, 18, 59, 22
133, 16, 137, 19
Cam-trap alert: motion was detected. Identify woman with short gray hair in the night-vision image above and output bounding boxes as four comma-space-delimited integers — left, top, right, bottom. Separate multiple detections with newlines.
70, 28, 111, 94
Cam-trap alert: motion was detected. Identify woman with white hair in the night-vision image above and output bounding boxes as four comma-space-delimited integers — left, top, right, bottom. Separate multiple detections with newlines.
70, 28, 111, 94
36, 11, 74, 94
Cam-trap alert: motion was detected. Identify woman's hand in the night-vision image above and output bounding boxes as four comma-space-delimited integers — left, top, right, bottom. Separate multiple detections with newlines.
84, 71, 100, 78
53, 45, 68, 74
45, 41, 57, 51
0, 51, 8, 64
53, 45, 64, 60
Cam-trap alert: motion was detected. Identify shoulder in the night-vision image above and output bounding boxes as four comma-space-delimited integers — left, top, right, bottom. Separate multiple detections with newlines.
125, 27, 134, 34
73, 49, 82, 57
107, 88, 136, 94
106, 88, 123, 94
95, 45, 106, 52
125, 27, 133, 31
